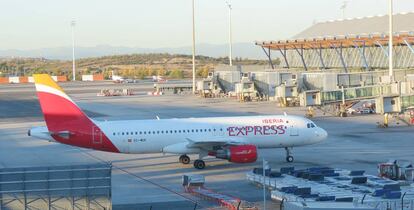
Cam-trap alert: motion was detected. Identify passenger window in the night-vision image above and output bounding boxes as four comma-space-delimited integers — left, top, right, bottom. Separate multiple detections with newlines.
220, 128, 223, 131
209, 129, 212, 132
139, 132, 142, 134
161, 131, 164, 134
113, 132, 116, 136
144, 132, 146, 134
183, 130, 186, 133
191, 129, 194, 132
170, 130, 173, 133
152, 131, 155, 134
204, 129, 207, 132
157, 131, 160, 134
122, 132, 124, 135
187, 130, 190, 133
178, 130, 181, 133
126, 132, 129, 135
213, 129, 216, 131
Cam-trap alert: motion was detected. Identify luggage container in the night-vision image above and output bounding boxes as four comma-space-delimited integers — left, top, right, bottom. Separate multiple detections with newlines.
182, 174, 205, 186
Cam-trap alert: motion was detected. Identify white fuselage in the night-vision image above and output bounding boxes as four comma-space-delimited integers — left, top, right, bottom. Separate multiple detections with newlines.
95, 115, 327, 154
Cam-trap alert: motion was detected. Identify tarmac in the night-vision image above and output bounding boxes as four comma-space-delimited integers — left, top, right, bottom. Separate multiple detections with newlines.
1, 81, 413, 210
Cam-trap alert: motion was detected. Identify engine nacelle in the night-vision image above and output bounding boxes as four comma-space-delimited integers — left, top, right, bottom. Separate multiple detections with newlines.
213, 144, 257, 163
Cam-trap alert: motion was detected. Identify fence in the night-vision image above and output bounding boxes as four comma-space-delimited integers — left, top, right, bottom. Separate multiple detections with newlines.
0, 163, 111, 210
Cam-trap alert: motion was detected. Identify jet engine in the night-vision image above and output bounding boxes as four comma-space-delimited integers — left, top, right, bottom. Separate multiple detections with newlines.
212, 144, 257, 163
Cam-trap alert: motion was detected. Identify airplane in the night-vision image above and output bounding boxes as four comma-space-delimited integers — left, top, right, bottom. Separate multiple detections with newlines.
152, 75, 167, 83
28, 74, 328, 169
111, 71, 124, 83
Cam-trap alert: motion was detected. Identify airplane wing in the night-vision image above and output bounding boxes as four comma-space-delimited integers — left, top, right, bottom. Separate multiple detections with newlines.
185, 136, 247, 148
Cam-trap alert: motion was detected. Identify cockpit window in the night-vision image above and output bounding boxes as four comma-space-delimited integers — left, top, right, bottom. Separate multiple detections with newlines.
307, 123, 316, 128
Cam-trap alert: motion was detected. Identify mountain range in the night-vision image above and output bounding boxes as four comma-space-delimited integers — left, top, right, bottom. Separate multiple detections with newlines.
0, 43, 269, 60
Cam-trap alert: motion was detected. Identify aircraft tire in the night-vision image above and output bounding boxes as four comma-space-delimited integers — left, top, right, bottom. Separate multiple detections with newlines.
193, 159, 205, 169
179, 155, 191, 164
286, 156, 294, 163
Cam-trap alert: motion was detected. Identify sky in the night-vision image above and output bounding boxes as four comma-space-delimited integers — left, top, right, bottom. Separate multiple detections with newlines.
1, 0, 414, 50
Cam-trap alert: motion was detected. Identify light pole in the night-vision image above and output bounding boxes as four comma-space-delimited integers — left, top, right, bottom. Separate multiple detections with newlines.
262, 159, 269, 210
226, 1, 233, 66
71, 20, 76, 81
340, 1, 348, 19
191, 0, 196, 94
388, 0, 394, 82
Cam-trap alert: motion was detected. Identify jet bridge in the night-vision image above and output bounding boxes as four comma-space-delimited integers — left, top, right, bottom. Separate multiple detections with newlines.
196, 72, 224, 98
235, 73, 260, 102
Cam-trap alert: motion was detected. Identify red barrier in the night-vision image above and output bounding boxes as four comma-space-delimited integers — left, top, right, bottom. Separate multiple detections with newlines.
93, 74, 104, 81
19, 77, 29, 83
56, 76, 67, 82
0, 77, 8, 84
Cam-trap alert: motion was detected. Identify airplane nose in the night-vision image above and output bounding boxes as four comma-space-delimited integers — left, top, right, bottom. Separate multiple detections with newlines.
314, 128, 328, 142
319, 128, 328, 140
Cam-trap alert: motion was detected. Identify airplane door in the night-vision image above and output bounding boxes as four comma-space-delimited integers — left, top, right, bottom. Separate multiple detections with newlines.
289, 125, 299, 136
92, 126, 103, 144
123, 138, 132, 154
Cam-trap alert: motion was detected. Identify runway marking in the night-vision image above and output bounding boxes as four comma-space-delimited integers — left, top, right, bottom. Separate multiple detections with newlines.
338, 151, 391, 154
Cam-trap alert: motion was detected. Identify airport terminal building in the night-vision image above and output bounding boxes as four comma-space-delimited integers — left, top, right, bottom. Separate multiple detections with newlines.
257, 12, 414, 71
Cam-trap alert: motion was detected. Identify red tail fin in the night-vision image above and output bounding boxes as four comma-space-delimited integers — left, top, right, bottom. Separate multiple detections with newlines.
33, 74, 119, 153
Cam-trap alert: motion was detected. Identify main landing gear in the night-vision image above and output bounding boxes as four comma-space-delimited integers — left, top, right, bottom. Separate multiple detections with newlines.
285, 147, 294, 163
193, 159, 206, 169
179, 154, 206, 169
179, 154, 191, 164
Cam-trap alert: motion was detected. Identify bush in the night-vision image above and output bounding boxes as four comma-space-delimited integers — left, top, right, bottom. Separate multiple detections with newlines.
168, 69, 184, 79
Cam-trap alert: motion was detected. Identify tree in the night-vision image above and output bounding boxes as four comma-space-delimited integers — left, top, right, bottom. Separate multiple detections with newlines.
157, 68, 167, 76
168, 69, 184, 79
136, 70, 146, 79
146, 68, 156, 76
196, 67, 209, 78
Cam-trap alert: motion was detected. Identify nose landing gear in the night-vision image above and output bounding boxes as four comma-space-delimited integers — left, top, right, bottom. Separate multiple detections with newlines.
285, 147, 294, 162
